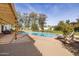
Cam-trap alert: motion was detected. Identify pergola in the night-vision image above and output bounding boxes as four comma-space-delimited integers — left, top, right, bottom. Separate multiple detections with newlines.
0, 3, 19, 39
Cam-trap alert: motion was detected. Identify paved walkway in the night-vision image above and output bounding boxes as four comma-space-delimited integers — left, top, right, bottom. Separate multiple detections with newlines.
0, 34, 42, 56
0, 33, 14, 44
30, 35, 73, 56
0, 34, 73, 56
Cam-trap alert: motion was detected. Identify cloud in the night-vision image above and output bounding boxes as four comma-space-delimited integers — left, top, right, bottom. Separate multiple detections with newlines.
23, 4, 37, 13
15, 3, 79, 25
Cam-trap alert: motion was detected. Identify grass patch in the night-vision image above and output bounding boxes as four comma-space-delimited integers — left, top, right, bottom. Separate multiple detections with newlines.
46, 30, 79, 36
45, 30, 63, 34
75, 32, 79, 36
51, 30, 63, 34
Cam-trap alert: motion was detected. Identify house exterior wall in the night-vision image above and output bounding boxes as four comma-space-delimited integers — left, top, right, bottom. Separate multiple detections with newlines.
3, 24, 11, 31
0, 3, 18, 33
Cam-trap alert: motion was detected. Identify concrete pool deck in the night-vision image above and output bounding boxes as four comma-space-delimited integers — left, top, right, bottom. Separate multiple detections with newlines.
29, 35, 73, 56
0, 33, 73, 56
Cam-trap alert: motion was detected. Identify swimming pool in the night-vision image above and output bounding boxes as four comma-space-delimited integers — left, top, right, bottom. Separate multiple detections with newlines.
18, 31, 58, 38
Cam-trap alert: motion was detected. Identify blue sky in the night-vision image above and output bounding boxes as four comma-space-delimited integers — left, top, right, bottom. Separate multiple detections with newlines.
15, 3, 79, 26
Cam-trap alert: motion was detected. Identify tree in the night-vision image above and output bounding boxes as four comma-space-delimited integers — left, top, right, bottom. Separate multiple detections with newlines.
31, 22, 39, 31
48, 25, 53, 32
76, 18, 79, 27
18, 12, 47, 32
62, 24, 74, 36
55, 21, 65, 31
76, 18, 79, 23
25, 14, 31, 29
16, 12, 24, 30
66, 19, 70, 24
75, 18, 79, 32
29, 12, 39, 31
38, 14, 47, 32
54, 20, 74, 41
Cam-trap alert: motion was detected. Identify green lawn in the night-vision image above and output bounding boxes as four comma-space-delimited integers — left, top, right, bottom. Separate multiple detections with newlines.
51, 30, 63, 34
45, 30, 63, 34
46, 30, 79, 36
75, 32, 79, 36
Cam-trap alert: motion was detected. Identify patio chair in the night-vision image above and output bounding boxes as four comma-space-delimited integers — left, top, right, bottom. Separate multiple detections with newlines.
65, 31, 75, 44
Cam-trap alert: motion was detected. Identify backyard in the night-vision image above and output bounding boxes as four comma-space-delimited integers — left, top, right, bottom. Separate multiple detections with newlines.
0, 3, 79, 56
0, 32, 73, 56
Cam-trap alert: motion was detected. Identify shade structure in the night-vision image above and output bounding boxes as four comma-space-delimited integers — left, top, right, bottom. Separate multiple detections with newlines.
0, 3, 20, 33
0, 3, 18, 26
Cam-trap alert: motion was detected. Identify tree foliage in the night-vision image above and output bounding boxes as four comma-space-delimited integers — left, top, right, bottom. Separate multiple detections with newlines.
18, 12, 47, 31
54, 20, 74, 36
66, 19, 70, 24
38, 14, 47, 32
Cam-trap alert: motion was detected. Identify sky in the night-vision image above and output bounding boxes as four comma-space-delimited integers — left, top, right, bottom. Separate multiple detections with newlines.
15, 3, 79, 26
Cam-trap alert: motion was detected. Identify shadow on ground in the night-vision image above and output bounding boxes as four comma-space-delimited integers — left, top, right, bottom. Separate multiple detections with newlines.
0, 33, 6, 39
0, 34, 42, 56
57, 38, 79, 56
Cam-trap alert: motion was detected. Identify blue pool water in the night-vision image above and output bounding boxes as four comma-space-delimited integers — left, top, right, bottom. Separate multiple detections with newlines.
18, 31, 58, 38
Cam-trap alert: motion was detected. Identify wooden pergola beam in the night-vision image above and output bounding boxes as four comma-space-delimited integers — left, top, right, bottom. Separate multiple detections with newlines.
0, 3, 19, 40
